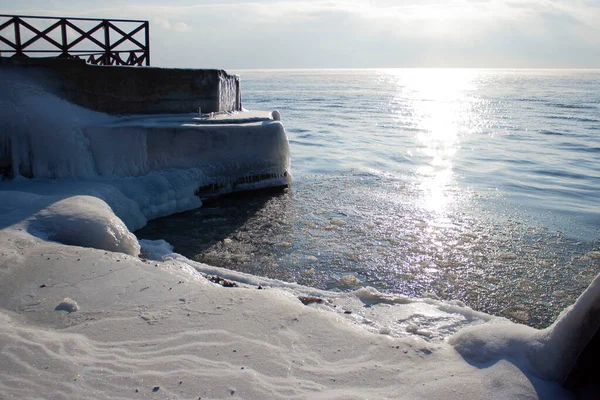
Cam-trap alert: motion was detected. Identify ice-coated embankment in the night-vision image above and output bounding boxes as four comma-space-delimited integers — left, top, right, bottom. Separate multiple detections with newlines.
0, 66, 291, 252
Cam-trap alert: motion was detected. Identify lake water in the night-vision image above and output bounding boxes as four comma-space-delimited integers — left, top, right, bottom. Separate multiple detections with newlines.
137, 69, 600, 328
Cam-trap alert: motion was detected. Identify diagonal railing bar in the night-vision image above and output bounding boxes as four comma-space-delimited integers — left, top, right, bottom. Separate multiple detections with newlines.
20, 19, 63, 50
126, 52, 137, 64
0, 15, 150, 66
0, 34, 16, 49
0, 16, 16, 32
108, 22, 146, 50
65, 20, 106, 50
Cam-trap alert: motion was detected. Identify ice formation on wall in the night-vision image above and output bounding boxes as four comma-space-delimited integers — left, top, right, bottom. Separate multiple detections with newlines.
0, 66, 292, 238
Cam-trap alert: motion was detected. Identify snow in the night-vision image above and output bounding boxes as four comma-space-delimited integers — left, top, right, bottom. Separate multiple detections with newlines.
55, 297, 80, 313
1, 67, 292, 232
29, 195, 141, 256
0, 66, 596, 399
0, 231, 580, 399
0, 67, 289, 184
139, 238, 175, 260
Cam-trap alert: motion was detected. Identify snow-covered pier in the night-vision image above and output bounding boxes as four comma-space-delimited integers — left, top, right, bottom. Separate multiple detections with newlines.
0, 59, 290, 205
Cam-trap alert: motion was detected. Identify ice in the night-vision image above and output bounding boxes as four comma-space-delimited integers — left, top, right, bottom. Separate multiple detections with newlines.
1, 66, 598, 398
0, 66, 292, 233
30, 195, 141, 256
54, 297, 79, 313
0, 69, 290, 186
139, 238, 175, 260
450, 273, 600, 391
0, 230, 581, 398
531, 273, 600, 383
0, 190, 138, 255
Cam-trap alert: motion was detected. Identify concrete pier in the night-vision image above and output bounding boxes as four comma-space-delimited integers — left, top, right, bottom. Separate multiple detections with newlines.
0, 58, 242, 114
0, 59, 290, 199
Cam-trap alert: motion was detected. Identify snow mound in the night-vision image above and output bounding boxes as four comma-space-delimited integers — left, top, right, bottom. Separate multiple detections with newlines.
28, 195, 140, 256
451, 272, 600, 391
450, 322, 539, 364
54, 297, 79, 313
139, 238, 174, 260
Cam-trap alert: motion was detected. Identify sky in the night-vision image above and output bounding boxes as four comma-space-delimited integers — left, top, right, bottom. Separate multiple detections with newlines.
0, 0, 599, 69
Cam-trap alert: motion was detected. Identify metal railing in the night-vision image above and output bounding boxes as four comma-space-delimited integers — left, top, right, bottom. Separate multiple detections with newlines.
0, 14, 149, 66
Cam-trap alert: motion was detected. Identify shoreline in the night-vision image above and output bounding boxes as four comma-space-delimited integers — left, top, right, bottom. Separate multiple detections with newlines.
0, 220, 578, 399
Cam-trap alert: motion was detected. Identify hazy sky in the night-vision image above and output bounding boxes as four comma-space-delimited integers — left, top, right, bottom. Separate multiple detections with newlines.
1, 0, 599, 69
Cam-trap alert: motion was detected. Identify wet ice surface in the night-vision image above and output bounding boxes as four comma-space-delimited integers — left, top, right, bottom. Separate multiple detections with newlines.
137, 172, 600, 329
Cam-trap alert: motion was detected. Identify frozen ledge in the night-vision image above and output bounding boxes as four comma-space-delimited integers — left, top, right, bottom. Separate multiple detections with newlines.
114, 110, 276, 126
83, 112, 291, 180
0, 66, 292, 233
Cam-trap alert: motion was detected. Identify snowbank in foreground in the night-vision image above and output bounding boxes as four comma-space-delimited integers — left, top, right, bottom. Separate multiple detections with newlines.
2, 188, 598, 398
0, 223, 576, 399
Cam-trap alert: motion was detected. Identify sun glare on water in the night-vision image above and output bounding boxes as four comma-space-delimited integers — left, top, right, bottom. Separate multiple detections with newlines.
385, 69, 480, 213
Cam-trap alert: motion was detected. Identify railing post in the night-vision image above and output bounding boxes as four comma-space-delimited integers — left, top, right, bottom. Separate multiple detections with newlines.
13, 17, 22, 57
60, 18, 68, 58
144, 21, 150, 66
103, 19, 110, 65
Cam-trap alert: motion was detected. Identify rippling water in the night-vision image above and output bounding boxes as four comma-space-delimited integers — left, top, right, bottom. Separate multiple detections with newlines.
137, 69, 600, 328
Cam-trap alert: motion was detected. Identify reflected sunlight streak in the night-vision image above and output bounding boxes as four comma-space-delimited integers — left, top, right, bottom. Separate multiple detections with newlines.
389, 69, 480, 213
